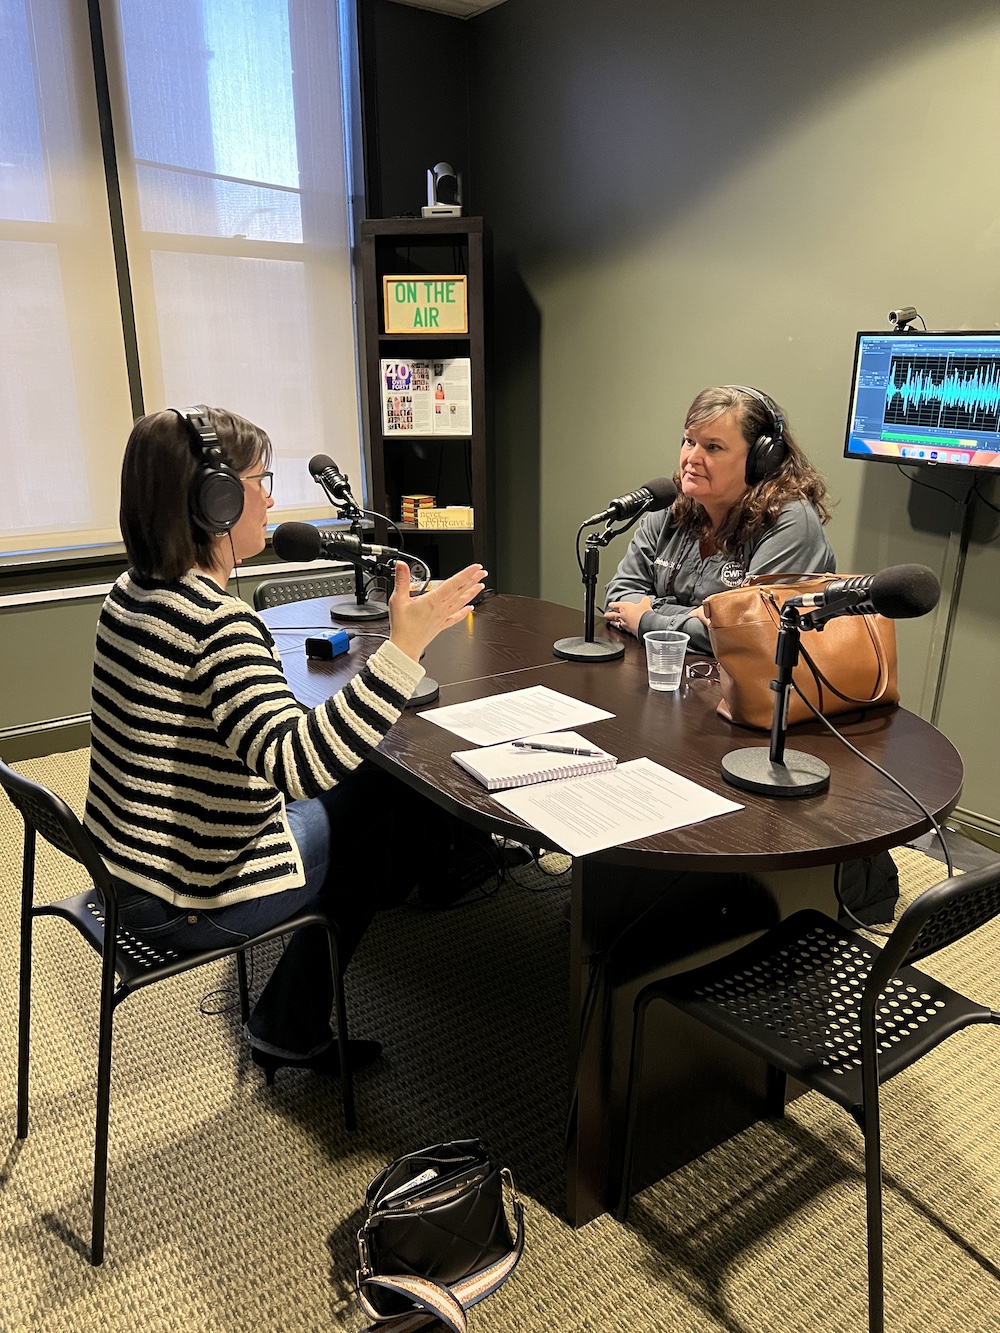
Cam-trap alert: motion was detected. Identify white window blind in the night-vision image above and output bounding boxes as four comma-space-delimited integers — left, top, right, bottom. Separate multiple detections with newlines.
0, 0, 363, 560
0, 0, 135, 556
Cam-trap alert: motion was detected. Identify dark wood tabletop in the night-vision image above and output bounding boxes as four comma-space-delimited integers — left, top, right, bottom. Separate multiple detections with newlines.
264, 593, 964, 873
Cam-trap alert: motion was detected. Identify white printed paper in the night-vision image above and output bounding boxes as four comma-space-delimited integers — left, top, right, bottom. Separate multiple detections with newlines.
493, 757, 742, 858
418, 685, 614, 746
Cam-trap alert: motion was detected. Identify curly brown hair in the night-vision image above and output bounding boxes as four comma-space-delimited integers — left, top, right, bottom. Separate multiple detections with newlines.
670, 386, 831, 558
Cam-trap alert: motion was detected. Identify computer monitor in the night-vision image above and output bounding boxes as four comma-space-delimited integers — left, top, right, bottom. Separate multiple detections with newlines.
844, 330, 1000, 471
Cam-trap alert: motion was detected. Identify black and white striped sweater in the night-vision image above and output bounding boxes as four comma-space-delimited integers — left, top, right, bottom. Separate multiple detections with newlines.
84, 571, 424, 909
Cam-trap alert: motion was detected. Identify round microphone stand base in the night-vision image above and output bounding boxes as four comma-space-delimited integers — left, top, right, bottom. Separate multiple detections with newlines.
404, 676, 439, 708
553, 636, 625, 662
720, 747, 830, 797
328, 595, 389, 622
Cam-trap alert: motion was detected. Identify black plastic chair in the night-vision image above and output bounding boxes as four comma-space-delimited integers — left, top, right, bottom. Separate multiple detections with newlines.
253, 571, 354, 610
1, 758, 354, 1266
617, 862, 1000, 1333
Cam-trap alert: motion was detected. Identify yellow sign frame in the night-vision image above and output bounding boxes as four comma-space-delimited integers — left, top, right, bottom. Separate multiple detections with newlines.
382, 274, 468, 334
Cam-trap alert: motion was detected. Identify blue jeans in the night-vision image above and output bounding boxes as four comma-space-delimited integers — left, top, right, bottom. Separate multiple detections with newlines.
116, 767, 412, 1057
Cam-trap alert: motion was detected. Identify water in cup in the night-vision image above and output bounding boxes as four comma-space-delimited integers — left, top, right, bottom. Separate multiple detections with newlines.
648, 663, 683, 692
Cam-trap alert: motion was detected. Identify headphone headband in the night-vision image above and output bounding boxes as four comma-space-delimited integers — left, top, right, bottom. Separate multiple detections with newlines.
175, 405, 245, 534
724, 385, 783, 438
723, 386, 787, 485
176, 404, 220, 449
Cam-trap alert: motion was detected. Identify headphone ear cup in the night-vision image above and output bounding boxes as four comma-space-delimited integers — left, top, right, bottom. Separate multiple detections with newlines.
745, 434, 787, 485
191, 457, 244, 533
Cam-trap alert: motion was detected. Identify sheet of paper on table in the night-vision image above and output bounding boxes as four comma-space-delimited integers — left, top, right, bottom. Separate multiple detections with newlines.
492, 757, 743, 858
418, 684, 614, 746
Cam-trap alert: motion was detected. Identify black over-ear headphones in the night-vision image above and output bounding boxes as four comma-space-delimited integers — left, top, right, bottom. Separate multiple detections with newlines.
175, 405, 245, 534
726, 386, 787, 485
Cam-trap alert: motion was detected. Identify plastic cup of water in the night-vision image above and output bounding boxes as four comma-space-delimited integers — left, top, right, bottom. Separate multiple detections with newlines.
643, 630, 690, 692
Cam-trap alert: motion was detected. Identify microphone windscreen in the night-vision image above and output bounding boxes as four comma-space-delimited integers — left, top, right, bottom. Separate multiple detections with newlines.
644, 477, 678, 511
272, 521, 322, 563
308, 453, 336, 478
870, 564, 940, 618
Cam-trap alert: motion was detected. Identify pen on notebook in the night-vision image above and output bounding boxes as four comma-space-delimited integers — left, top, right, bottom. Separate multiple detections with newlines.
512, 741, 602, 756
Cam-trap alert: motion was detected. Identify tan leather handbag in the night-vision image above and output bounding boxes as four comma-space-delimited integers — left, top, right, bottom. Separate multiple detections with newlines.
702, 573, 899, 730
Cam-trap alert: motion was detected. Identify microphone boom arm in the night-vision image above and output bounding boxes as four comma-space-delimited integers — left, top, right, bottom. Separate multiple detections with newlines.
316, 474, 362, 520
590, 510, 648, 549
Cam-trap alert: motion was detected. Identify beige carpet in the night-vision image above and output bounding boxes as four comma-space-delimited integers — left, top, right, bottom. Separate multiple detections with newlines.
1, 749, 997, 1332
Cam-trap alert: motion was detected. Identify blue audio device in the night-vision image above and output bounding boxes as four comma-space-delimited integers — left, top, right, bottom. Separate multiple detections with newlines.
305, 629, 352, 660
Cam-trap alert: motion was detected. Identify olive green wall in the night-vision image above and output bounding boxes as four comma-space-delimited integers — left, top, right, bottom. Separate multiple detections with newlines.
469, 0, 1000, 827
0, 564, 328, 762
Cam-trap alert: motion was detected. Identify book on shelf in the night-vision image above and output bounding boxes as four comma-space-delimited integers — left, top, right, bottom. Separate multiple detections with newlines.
451, 732, 617, 792
417, 506, 474, 530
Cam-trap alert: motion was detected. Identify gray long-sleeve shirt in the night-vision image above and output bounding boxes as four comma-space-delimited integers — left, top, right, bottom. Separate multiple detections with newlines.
604, 498, 836, 653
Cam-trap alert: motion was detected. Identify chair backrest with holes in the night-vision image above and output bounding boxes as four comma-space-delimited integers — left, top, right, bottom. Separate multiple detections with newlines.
863, 861, 1000, 1004
252, 572, 355, 611
0, 759, 116, 904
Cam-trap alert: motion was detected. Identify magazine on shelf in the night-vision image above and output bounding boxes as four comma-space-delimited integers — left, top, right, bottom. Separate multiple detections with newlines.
380, 358, 472, 436
451, 733, 617, 792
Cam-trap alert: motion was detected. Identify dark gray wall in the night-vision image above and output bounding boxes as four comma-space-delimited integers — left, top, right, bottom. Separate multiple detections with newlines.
359, 0, 472, 221
463, 0, 1000, 826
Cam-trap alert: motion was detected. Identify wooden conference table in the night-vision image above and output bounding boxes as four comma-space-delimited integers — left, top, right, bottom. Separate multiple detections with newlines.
263, 593, 963, 1227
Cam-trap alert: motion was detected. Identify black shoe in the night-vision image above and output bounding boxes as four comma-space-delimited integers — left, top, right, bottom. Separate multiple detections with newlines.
251, 1039, 382, 1085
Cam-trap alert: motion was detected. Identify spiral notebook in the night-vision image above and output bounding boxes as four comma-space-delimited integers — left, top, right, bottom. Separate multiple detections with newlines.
451, 732, 617, 792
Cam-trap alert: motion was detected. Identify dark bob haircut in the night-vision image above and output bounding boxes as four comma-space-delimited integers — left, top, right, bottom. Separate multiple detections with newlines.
119, 407, 272, 581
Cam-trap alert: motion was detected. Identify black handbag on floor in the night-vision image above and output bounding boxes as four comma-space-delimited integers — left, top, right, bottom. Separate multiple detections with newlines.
356, 1139, 525, 1333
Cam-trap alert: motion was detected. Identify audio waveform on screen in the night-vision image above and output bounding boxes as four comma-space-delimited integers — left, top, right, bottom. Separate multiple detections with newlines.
884, 354, 1000, 432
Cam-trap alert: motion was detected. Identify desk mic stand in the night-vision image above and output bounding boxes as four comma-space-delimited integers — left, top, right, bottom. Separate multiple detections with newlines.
356, 553, 439, 709
554, 524, 629, 662
315, 468, 436, 703
317, 481, 390, 622
720, 603, 831, 797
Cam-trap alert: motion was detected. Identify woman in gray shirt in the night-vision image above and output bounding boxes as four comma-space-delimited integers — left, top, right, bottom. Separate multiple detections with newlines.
605, 385, 835, 654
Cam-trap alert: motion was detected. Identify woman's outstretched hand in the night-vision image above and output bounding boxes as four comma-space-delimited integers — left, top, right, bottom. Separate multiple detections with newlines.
388, 561, 486, 663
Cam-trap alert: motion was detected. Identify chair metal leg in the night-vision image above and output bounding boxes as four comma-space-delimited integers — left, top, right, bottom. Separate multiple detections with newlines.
617, 992, 653, 1221
90, 940, 119, 1265
17, 826, 36, 1140
864, 1118, 885, 1333
861, 1011, 885, 1333
765, 1063, 787, 1118
327, 927, 355, 1132
236, 949, 251, 1025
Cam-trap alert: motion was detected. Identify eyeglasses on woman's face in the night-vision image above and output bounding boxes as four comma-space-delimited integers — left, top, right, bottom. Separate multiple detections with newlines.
244, 470, 273, 497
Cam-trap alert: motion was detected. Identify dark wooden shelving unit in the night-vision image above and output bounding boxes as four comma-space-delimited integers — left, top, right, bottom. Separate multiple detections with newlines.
359, 217, 493, 577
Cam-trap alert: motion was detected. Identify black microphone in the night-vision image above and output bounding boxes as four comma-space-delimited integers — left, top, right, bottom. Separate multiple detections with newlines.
309, 454, 360, 512
786, 564, 940, 625
584, 476, 677, 526
272, 521, 431, 582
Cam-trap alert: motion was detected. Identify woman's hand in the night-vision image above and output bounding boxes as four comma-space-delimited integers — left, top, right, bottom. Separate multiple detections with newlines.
388, 561, 486, 663
605, 597, 651, 637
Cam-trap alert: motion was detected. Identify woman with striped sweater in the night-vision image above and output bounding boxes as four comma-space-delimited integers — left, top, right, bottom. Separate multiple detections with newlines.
84, 406, 484, 1080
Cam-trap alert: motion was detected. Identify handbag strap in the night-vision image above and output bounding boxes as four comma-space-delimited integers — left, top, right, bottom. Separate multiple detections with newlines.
357, 1169, 526, 1333
357, 1273, 467, 1333
798, 621, 893, 705
759, 589, 893, 706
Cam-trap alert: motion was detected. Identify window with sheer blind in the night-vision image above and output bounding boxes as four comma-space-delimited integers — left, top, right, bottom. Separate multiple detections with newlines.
0, 0, 363, 560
